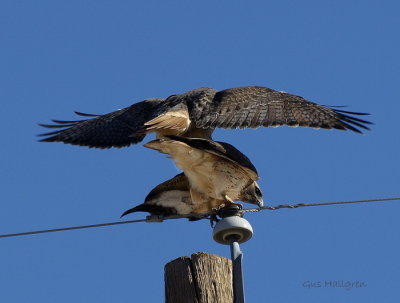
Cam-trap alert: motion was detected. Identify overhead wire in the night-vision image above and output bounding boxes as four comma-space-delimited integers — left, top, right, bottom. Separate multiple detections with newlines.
0, 218, 147, 239
244, 197, 400, 212
0, 197, 399, 239
0, 214, 209, 239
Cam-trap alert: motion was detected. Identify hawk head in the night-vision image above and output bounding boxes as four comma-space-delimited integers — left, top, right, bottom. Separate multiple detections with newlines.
240, 181, 263, 207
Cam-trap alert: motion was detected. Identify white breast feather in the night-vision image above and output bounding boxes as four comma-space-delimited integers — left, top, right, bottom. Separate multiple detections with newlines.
147, 190, 192, 214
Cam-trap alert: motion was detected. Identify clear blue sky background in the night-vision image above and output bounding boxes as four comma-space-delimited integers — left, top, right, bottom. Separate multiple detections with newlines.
1, 1, 399, 302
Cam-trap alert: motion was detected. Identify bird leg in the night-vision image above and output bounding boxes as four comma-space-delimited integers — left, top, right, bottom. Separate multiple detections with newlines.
211, 196, 243, 213
211, 196, 244, 219
223, 195, 243, 209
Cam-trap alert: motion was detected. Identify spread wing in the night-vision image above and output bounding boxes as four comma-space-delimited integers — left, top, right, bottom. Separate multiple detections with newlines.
190, 86, 372, 133
39, 86, 372, 149
38, 98, 164, 148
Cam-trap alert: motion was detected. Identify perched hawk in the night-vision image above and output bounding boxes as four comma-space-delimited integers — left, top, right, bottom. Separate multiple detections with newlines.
142, 135, 263, 213
39, 86, 371, 148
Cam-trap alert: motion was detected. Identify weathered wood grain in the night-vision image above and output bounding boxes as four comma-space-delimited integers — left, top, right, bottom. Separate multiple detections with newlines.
165, 252, 233, 303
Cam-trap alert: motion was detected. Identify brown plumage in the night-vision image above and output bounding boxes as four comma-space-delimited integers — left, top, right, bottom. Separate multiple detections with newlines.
121, 173, 216, 219
38, 86, 371, 148
121, 173, 195, 217
143, 136, 264, 212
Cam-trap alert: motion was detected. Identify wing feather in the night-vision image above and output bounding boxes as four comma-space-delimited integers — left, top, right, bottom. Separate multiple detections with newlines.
194, 86, 371, 133
39, 99, 164, 148
39, 85, 372, 150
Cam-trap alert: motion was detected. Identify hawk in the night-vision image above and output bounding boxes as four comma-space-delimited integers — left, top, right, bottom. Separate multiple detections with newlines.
142, 135, 263, 213
39, 86, 371, 148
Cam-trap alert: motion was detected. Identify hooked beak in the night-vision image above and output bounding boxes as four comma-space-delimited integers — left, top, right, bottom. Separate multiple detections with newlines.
257, 198, 264, 208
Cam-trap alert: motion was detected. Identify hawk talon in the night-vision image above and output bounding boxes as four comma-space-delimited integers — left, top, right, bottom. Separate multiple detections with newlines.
230, 202, 243, 210
215, 202, 244, 218
222, 201, 243, 210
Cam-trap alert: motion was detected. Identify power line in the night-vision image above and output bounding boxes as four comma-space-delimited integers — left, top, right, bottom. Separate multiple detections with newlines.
0, 197, 399, 239
0, 218, 146, 239
0, 213, 208, 239
244, 197, 400, 212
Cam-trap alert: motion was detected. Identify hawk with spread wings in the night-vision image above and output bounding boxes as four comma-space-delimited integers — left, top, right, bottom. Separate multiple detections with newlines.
122, 136, 263, 219
39, 86, 371, 148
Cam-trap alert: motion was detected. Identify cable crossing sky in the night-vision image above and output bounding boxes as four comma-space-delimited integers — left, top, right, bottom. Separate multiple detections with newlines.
1, 197, 399, 239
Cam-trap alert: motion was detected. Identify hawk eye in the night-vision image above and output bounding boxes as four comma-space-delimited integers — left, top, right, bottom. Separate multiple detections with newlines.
255, 187, 262, 197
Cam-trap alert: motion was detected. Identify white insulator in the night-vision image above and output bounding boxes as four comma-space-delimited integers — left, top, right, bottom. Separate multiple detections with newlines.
213, 216, 253, 245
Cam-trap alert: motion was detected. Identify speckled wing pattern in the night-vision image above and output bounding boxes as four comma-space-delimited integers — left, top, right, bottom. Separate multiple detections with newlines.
38, 98, 164, 148
39, 86, 371, 149
190, 86, 371, 132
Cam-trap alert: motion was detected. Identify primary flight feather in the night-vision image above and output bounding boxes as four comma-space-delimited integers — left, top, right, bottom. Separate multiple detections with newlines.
39, 86, 371, 148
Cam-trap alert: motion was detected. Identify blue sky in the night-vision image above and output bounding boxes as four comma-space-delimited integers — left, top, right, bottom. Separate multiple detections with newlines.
1, 0, 399, 302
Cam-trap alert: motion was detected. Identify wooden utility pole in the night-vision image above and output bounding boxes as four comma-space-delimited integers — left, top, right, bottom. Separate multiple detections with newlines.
165, 252, 233, 303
